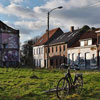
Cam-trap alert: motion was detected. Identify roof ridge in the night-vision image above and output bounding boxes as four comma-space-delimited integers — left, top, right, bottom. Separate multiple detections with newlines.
0, 20, 17, 31
34, 27, 60, 46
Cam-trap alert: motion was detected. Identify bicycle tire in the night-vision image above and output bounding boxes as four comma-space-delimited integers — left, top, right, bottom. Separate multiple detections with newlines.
74, 76, 83, 94
56, 77, 69, 100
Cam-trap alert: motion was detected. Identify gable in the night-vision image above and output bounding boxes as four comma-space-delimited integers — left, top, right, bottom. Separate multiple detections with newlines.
34, 28, 63, 46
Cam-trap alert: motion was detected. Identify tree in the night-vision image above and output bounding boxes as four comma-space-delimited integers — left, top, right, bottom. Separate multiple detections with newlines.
21, 36, 40, 67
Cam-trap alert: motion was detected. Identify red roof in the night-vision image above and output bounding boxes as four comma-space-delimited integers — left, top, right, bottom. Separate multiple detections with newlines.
34, 28, 60, 46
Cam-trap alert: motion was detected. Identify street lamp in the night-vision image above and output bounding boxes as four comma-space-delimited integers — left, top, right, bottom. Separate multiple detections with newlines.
46, 6, 63, 68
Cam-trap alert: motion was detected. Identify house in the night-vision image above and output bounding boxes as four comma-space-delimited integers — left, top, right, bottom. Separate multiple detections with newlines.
44, 26, 81, 68
0, 21, 20, 66
67, 27, 100, 69
33, 28, 64, 68
96, 30, 100, 68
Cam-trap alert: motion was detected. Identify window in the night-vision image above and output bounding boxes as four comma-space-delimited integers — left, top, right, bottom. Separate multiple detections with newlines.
91, 54, 96, 64
48, 47, 50, 53
68, 54, 70, 64
98, 36, 100, 44
39, 59, 41, 67
44, 60, 46, 67
33, 49, 35, 55
63, 45, 65, 51
56, 46, 57, 52
35, 59, 37, 66
39, 48, 40, 54
52, 47, 54, 53
78, 53, 81, 64
36, 48, 38, 54
80, 41, 84, 46
84, 40, 88, 46
88, 40, 92, 45
41, 48, 43, 54
59, 46, 61, 52
72, 53, 75, 63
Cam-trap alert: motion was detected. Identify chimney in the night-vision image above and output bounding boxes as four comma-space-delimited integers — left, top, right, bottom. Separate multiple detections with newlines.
70, 26, 74, 32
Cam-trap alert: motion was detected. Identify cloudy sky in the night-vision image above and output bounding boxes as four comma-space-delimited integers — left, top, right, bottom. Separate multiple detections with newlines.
0, 0, 100, 43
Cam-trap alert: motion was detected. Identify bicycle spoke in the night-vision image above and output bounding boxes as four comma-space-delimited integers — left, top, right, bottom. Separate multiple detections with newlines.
74, 77, 83, 94
56, 78, 69, 100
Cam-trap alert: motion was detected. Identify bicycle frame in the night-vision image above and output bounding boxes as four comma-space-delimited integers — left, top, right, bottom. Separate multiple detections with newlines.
65, 69, 74, 88
65, 68, 83, 88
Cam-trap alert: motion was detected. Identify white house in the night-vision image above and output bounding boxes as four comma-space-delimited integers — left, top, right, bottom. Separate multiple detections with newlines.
67, 28, 99, 69
67, 43, 97, 69
33, 45, 44, 68
33, 28, 64, 68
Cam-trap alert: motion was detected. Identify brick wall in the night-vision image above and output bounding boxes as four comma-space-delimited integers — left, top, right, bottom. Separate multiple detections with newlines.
44, 43, 67, 68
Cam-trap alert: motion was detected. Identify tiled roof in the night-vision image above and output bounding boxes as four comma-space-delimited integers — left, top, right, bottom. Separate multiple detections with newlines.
34, 28, 61, 46
70, 28, 100, 47
49, 29, 80, 45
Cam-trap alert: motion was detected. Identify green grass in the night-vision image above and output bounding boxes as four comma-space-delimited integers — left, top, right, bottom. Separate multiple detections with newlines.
0, 68, 100, 100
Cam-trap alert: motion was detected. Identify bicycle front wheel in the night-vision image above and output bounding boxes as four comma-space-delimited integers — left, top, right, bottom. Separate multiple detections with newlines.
56, 77, 69, 100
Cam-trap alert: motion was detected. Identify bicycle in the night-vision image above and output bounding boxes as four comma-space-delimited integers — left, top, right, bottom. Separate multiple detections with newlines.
56, 64, 83, 100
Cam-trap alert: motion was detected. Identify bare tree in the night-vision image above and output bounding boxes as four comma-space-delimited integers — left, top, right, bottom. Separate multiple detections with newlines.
20, 36, 40, 67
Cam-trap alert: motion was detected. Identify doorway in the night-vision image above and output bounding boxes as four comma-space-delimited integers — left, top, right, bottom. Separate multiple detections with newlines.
85, 53, 90, 69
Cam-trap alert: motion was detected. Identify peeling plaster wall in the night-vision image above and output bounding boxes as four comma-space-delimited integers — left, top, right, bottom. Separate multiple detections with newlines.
67, 45, 97, 69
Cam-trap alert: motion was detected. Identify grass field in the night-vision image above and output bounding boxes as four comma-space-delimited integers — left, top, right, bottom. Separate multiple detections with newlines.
0, 68, 100, 100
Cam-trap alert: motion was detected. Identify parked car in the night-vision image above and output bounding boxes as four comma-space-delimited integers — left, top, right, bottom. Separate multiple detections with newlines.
59, 63, 69, 69
59, 63, 80, 70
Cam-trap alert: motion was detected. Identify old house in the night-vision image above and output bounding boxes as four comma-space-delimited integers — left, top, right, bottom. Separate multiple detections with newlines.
44, 26, 81, 68
67, 28, 100, 69
33, 28, 64, 68
0, 21, 20, 66
96, 30, 100, 68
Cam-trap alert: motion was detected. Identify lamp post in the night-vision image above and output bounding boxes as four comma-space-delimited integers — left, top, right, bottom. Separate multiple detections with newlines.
46, 6, 63, 68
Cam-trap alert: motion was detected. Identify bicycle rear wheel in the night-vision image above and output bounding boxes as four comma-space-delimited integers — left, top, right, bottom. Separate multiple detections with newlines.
74, 76, 83, 94
56, 77, 69, 100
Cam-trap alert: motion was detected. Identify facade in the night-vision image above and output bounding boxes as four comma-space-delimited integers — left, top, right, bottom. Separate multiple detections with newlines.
0, 21, 20, 66
33, 28, 64, 68
67, 28, 99, 69
33, 25, 100, 69
68, 45, 97, 69
44, 43, 67, 68
96, 30, 100, 68
44, 26, 80, 68
33, 45, 44, 68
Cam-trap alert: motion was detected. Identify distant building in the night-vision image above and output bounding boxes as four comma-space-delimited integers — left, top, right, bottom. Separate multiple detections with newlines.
67, 28, 100, 69
46, 26, 80, 68
96, 30, 100, 69
33, 28, 64, 68
33, 25, 100, 69
0, 21, 20, 66
47, 26, 100, 69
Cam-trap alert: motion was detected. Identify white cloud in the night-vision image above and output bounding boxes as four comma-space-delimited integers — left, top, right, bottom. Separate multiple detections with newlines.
15, 21, 45, 30
32, 0, 100, 30
10, 0, 24, 3
1, 0, 100, 43
0, 3, 36, 19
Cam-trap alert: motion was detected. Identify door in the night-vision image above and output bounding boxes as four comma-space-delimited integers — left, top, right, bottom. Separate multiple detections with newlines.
85, 53, 90, 69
